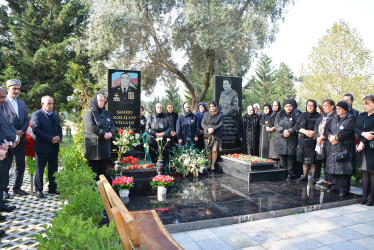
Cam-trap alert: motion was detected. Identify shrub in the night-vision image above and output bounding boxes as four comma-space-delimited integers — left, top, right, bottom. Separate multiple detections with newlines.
35, 213, 121, 249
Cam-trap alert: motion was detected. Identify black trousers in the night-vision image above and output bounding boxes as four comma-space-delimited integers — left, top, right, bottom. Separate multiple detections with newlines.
331, 174, 351, 193
34, 151, 58, 192
6, 141, 26, 190
88, 159, 108, 181
279, 154, 296, 177
0, 156, 9, 192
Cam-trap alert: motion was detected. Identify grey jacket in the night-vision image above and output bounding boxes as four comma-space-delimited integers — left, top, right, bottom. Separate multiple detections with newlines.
0, 109, 17, 142
274, 110, 299, 155
83, 108, 115, 160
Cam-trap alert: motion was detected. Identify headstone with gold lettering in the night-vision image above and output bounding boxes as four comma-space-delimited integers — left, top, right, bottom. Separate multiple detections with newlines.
108, 69, 141, 133
213, 75, 242, 153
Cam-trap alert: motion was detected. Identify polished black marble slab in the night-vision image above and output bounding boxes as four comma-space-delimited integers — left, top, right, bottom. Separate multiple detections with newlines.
123, 172, 360, 231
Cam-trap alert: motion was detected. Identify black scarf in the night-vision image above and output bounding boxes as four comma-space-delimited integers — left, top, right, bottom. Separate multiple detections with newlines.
260, 103, 273, 126
89, 94, 102, 114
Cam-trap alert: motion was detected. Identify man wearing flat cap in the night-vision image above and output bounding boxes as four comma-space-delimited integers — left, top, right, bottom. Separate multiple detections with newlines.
0, 79, 30, 196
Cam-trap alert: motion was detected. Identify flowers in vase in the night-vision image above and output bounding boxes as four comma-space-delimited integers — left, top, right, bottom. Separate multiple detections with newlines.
113, 127, 140, 162
153, 137, 170, 160
112, 176, 134, 190
170, 143, 209, 176
150, 174, 174, 188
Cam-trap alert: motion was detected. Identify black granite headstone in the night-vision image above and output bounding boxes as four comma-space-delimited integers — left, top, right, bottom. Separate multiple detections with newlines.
213, 75, 242, 153
107, 69, 141, 134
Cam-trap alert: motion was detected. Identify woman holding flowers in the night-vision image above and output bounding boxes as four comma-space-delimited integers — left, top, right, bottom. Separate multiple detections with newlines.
202, 101, 224, 171
84, 93, 115, 180
146, 103, 171, 163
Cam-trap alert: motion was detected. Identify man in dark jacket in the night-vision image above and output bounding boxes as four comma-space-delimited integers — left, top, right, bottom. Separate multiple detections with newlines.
31, 96, 63, 198
343, 93, 359, 119
0, 79, 30, 196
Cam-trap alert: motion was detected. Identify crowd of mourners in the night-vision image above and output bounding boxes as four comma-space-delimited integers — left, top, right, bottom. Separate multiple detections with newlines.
1, 78, 373, 238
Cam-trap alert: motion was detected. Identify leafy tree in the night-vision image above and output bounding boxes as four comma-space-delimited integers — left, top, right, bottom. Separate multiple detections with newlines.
243, 55, 296, 110
84, 0, 292, 111
300, 20, 374, 108
3, 0, 89, 112
164, 81, 182, 113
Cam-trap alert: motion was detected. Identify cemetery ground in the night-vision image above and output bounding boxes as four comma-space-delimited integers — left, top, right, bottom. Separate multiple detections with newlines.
0, 140, 373, 249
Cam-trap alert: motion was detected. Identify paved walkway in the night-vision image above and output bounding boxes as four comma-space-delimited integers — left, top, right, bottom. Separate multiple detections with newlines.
171, 203, 374, 249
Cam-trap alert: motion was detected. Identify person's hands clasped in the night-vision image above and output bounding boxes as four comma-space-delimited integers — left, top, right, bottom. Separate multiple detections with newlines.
51, 136, 61, 144
283, 130, 290, 138
362, 131, 374, 141
357, 141, 365, 152
208, 128, 214, 134
104, 132, 112, 140
155, 132, 165, 138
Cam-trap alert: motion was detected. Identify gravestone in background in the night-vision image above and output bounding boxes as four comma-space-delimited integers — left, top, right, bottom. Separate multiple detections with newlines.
213, 75, 242, 153
107, 69, 141, 134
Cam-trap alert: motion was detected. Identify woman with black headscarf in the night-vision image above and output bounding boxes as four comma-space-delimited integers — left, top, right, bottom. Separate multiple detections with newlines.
323, 101, 356, 197
146, 103, 172, 163
268, 101, 281, 160
275, 99, 300, 180
240, 105, 261, 156
296, 99, 321, 184
195, 102, 208, 150
176, 102, 198, 147
259, 103, 273, 158
83, 93, 115, 180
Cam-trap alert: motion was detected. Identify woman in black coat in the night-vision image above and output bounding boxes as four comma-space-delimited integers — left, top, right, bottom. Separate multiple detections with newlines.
176, 102, 198, 147
296, 99, 321, 184
195, 102, 208, 150
201, 101, 224, 171
268, 101, 281, 160
83, 93, 115, 180
146, 103, 172, 164
166, 104, 178, 148
259, 103, 273, 158
323, 101, 356, 197
275, 99, 300, 180
314, 99, 336, 190
240, 105, 260, 156
355, 95, 374, 205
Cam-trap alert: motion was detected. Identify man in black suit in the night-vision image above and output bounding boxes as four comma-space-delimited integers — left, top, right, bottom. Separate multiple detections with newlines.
113, 73, 137, 101
31, 96, 62, 199
0, 129, 10, 236
0, 79, 30, 196
343, 93, 359, 119
0, 88, 17, 214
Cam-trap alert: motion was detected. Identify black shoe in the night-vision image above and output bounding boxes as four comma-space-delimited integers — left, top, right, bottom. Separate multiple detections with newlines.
0, 215, 6, 221
36, 191, 45, 199
360, 197, 368, 205
3, 191, 11, 200
13, 188, 28, 196
309, 178, 317, 185
48, 190, 60, 195
327, 186, 338, 193
0, 203, 16, 212
0, 229, 5, 237
367, 201, 374, 206
297, 177, 308, 183
339, 191, 349, 197
286, 174, 292, 181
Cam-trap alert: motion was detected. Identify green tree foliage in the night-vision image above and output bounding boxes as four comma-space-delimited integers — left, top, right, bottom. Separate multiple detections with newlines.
84, 0, 292, 111
300, 20, 374, 108
243, 55, 296, 110
2, 0, 89, 112
164, 81, 182, 112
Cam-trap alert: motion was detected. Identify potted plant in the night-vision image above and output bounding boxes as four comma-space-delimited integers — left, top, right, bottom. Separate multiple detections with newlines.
112, 127, 140, 177
112, 176, 134, 198
150, 174, 174, 201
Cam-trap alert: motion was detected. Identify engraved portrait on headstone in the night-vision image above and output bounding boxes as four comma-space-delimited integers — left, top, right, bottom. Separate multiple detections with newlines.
213, 76, 242, 153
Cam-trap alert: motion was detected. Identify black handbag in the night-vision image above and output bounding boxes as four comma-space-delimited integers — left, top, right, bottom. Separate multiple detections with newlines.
335, 141, 348, 162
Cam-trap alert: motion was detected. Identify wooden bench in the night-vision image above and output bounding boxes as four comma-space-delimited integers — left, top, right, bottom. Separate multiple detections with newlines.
97, 174, 183, 250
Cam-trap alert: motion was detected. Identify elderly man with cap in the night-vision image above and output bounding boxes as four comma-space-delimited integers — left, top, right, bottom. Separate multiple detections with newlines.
0, 79, 30, 197
323, 101, 356, 197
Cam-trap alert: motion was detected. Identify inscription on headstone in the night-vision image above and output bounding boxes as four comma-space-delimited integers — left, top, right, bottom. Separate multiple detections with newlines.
213, 75, 242, 153
107, 69, 141, 133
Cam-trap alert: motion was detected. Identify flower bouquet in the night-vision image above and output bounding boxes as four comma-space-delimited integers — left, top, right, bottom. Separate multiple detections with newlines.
154, 137, 170, 160
112, 176, 134, 197
113, 127, 140, 162
150, 174, 174, 201
170, 143, 209, 177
